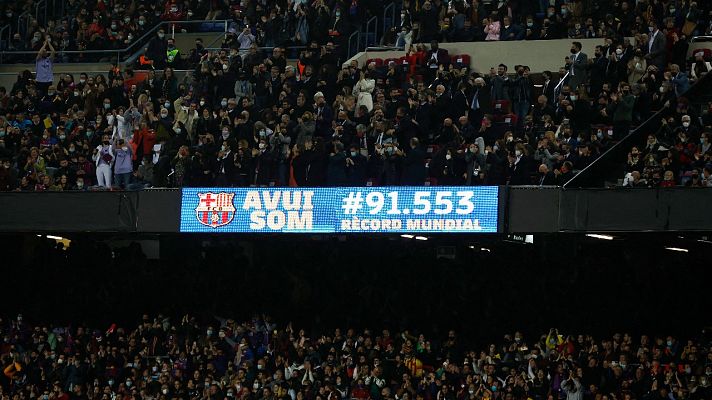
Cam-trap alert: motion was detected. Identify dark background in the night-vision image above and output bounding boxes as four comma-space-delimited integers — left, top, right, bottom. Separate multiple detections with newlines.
2, 232, 711, 346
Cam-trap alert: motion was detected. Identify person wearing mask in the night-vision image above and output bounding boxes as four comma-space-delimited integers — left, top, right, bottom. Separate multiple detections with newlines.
144, 30, 168, 69
130, 157, 154, 189
645, 20, 667, 72
627, 49, 647, 84
608, 84, 635, 140
669, 64, 690, 97
113, 138, 133, 189
345, 144, 367, 186
400, 137, 426, 186
567, 41, 588, 91
93, 134, 115, 188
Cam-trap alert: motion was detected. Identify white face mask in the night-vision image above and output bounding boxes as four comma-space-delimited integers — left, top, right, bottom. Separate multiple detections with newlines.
259, 143, 267, 149
615, 48, 623, 55
659, 86, 666, 93
122, 146, 128, 151
682, 121, 690, 128
515, 150, 522, 157
569, 95, 577, 101
445, 154, 452, 160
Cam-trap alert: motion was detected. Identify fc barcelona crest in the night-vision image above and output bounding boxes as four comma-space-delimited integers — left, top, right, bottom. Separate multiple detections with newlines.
195, 192, 236, 228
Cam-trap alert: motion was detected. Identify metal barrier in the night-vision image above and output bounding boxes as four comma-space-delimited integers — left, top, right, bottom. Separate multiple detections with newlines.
553, 71, 569, 100
383, 2, 396, 36
0, 20, 230, 65
0, 25, 9, 51
364, 15, 377, 48
204, 21, 230, 49
564, 72, 712, 188
16, 10, 32, 40
36, 0, 48, 27
347, 30, 360, 60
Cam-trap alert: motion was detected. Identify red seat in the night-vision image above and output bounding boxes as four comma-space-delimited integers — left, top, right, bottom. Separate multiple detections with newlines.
450, 54, 471, 66
493, 99, 511, 113
696, 48, 712, 60
366, 58, 383, 67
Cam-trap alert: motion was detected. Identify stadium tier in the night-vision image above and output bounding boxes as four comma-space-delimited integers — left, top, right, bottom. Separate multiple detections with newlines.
1, 1, 712, 190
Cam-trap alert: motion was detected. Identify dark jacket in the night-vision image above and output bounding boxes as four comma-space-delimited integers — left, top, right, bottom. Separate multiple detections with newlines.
401, 146, 427, 185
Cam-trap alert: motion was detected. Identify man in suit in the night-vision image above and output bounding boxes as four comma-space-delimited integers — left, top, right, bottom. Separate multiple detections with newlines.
507, 149, 530, 185
541, 71, 556, 107
555, 161, 574, 185
425, 40, 449, 80
670, 63, 690, 97
489, 64, 511, 102
469, 77, 490, 126
501, 16, 524, 41
401, 137, 427, 185
537, 164, 557, 185
588, 45, 608, 97
451, 82, 470, 120
567, 41, 588, 91
645, 20, 667, 72
314, 92, 333, 137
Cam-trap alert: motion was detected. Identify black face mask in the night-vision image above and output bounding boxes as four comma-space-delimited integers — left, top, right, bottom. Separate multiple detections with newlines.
103, 141, 110, 145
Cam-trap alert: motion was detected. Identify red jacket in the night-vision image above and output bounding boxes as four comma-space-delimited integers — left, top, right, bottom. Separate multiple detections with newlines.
133, 128, 157, 160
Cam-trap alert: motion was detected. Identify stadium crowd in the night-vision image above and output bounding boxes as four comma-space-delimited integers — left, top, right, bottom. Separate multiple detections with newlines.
1, 314, 712, 400
1, 1, 712, 190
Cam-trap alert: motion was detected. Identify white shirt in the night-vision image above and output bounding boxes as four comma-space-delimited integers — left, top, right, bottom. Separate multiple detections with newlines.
571, 52, 581, 75
648, 30, 658, 53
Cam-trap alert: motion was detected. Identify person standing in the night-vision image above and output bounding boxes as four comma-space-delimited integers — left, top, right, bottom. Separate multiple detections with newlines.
567, 41, 588, 91
94, 134, 115, 188
645, 20, 667, 72
113, 138, 133, 189
35, 37, 56, 97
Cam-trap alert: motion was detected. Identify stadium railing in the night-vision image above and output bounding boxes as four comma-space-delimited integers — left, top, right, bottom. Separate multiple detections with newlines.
564, 72, 712, 188
0, 20, 230, 65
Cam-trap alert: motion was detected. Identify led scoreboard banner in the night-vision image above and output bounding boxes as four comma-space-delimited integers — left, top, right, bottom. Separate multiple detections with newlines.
180, 187, 499, 233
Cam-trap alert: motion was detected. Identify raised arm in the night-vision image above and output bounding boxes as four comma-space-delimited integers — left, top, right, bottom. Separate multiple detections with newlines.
46, 38, 56, 59
36, 40, 48, 61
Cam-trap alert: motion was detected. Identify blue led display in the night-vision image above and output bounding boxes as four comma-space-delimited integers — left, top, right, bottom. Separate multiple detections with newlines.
180, 187, 499, 233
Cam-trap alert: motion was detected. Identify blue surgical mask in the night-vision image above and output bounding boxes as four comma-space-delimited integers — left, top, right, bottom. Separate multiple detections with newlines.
350, 151, 357, 157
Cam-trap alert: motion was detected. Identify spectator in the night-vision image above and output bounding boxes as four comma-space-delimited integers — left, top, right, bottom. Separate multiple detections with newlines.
35, 38, 56, 97
483, 15, 501, 41
113, 138, 133, 189
93, 134, 115, 188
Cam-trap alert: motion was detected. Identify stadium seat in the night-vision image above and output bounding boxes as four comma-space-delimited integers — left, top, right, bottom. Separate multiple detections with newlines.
493, 100, 511, 113
366, 58, 384, 67
450, 54, 471, 67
